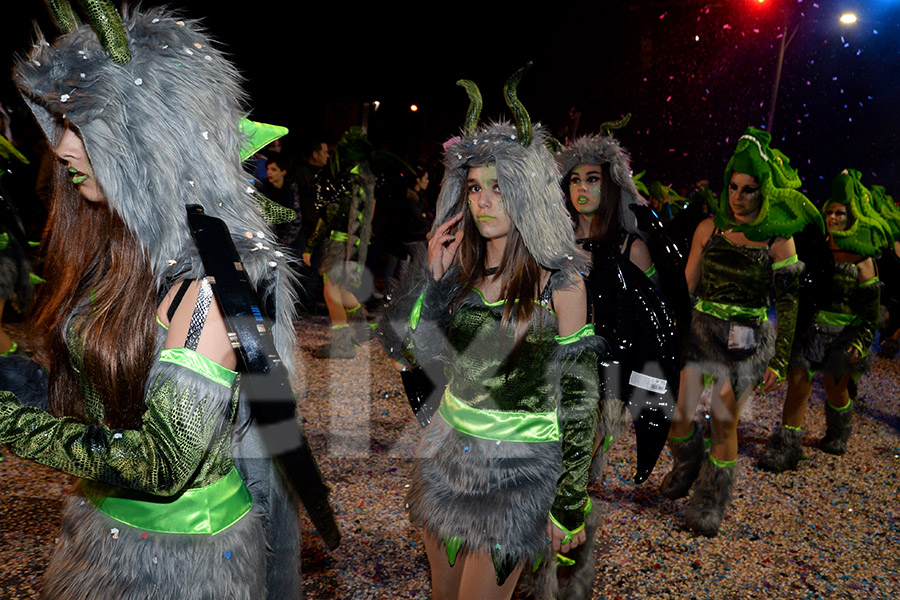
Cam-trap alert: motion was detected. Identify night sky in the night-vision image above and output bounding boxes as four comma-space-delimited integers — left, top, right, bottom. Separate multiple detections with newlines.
2, 0, 898, 202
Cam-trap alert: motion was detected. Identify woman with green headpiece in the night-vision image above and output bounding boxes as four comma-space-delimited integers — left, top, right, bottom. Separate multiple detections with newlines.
759, 169, 889, 470
658, 127, 817, 537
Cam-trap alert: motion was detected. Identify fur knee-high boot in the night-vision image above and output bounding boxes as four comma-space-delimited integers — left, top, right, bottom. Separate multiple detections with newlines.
659, 423, 705, 500
820, 401, 853, 455
346, 303, 373, 343
758, 426, 803, 473
683, 457, 736, 538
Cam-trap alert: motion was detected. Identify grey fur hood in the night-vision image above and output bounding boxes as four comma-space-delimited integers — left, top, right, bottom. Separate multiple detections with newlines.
555, 133, 647, 236
14, 6, 297, 372
436, 121, 588, 284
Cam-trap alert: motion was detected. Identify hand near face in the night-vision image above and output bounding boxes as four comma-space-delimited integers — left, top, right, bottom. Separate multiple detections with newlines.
427, 212, 464, 281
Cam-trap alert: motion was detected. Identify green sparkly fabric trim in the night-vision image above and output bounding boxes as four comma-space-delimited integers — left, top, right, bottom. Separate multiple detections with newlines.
827, 399, 852, 412
156, 315, 169, 331
860, 276, 879, 288
814, 310, 860, 327
694, 299, 768, 322
438, 387, 560, 443
783, 424, 802, 432
159, 348, 237, 388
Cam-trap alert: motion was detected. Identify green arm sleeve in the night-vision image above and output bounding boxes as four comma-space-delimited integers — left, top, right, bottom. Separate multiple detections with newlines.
550, 327, 602, 532
0, 350, 237, 496
304, 217, 329, 255
768, 260, 803, 379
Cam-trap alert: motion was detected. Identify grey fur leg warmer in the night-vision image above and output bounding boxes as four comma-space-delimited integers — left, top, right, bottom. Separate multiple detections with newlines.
683, 458, 736, 538
758, 426, 804, 473
315, 325, 356, 359
347, 304, 373, 343
821, 401, 853, 455
659, 423, 705, 500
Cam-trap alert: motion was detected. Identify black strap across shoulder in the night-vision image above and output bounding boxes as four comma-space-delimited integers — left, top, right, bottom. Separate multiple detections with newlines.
166, 279, 193, 322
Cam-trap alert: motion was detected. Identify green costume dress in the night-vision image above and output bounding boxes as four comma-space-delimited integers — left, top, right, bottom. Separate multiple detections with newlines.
403, 273, 601, 584
0, 298, 265, 599
791, 255, 881, 379
684, 231, 802, 395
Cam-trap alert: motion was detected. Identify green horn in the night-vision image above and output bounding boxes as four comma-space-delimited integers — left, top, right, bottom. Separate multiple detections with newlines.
456, 80, 482, 137
599, 113, 632, 136
80, 0, 131, 64
504, 62, 533, 147
45, 0, 81, 34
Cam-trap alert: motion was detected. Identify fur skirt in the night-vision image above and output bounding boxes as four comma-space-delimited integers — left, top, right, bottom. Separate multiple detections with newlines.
40, 485, 267, 600
319, 238, 360, 286
682, 309, 775, 396
407, 412, 562, 567
790, 323, 870, 380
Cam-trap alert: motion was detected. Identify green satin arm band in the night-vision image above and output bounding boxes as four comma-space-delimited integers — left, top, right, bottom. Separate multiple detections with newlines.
709, 455, 736, 469
84, 467, 251, 535
694, 299, 768, 322
159, 348, 237, 388
438, 387, 560, 443
555, 323, 595, 345
771, 254, 799, 270
644, 263, 657, 279
156, 315, 169, 330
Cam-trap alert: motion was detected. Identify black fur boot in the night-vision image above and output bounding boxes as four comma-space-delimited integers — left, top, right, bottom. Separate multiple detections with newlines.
347, 304, 374, 344
659, 423, 705, 500
683, 458, 736, 538
314, 324, 356, 359
758, 426, 803, 473
821, 401, 853, 455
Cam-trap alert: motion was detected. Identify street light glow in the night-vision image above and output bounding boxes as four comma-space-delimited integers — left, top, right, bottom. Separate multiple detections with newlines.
840, 13, 858, 24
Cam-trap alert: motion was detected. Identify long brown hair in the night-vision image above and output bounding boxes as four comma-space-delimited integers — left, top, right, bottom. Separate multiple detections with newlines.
587, 162, 623, 247
454, 178, 544, 351
31, 162, 157, 429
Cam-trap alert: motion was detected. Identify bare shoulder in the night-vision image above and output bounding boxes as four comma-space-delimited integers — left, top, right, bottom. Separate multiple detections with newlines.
857, 256, 877, 282
628, 237, 653, 272
770, 235, 798, 262
553, 276, 588, 337
162, 279, 237, 370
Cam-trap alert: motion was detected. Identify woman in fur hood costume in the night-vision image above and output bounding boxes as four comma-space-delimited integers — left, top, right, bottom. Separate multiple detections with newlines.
660, 127, 818, 537
759, 169, 890, 471
383, 68, 606, 599
0, 4, 306, 598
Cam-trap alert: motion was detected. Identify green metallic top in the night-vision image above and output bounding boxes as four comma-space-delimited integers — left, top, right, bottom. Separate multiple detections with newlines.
0, 321, 241, 497
813, 260, 881, 355
442, 292, 600, 531
695, 233, 801, 378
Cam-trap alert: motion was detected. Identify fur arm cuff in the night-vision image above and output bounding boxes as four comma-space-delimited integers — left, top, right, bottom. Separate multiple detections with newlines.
769, 260, 803, 377
378, 260, 462, 366
0, 352, 237, 495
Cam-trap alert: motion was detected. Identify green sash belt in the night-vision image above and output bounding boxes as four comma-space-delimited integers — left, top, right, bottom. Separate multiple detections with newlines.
438, 388, 559, 443
85, 468, 252, 535
694, 299, 768, 322
814, 310, 860, 327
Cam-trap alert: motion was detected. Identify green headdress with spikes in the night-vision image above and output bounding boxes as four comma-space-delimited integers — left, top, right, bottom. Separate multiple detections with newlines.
825, 169, 893, 256
713, 127, 823, 241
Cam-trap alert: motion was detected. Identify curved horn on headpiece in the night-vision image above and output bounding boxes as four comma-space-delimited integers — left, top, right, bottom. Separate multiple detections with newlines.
46, 0, 81, 34
456, 79, 482, 137
599, 113, 632, 136
82, 0, 131, 64
503, 62, 533, 147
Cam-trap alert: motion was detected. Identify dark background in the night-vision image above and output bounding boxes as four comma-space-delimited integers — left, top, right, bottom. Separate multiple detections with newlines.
2, 0, 898, 201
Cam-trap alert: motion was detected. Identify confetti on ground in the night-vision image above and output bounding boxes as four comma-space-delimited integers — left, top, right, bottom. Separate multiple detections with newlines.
2, 317, 899, 598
